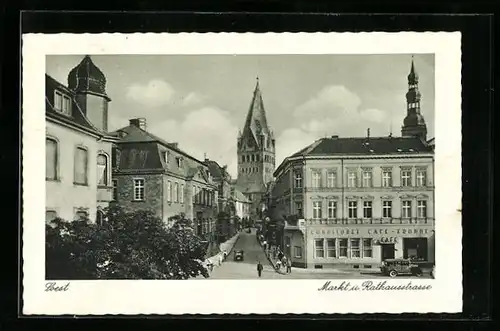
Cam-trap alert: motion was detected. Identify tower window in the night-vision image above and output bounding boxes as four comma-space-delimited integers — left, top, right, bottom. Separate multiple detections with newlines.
251, 154, 255, 162
256, 155, 260, 162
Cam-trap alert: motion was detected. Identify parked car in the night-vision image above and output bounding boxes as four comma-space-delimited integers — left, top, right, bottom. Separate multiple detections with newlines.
380, 258, 423, 278
234, 250, 244, 261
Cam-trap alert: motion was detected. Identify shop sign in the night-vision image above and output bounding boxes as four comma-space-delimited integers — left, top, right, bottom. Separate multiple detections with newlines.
310, 226, 433, 238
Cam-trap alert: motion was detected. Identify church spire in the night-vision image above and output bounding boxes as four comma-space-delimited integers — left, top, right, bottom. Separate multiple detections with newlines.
402, 55, 427, 140
242, 76, 271, 148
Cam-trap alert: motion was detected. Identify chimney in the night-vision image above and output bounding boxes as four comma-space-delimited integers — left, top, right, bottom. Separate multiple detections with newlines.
204, 153, 209, 162
129, 118, 147, 131
367, 128, 370, 139
331, 135, 339, 139
169, 142, 179, 149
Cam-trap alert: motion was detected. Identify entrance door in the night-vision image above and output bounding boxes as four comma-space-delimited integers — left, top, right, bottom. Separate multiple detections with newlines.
381, 243, 395, 260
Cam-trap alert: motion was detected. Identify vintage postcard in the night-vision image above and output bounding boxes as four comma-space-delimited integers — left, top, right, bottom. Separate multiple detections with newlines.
22, 32, 462, 315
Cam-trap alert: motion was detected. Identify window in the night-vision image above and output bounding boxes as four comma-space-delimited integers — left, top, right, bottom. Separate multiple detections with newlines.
54, 91, 63, 110
338, 239, 348, 257
75, 209, 88, 221
295, 202, 303, 217
350, 238, 361, 258
180, 184, 185, 203
97, 154, 108, 186
362, 171, 372, 187
163, 151, 169, 163
402, 200, 412, 218
348, 171, 357, 188
382, 170, 392, 187
312, 201, 322, 219
312, 171, 321, 188
174, 182, 179, 202
294, 246, 302, 258
193, 186, 198, 203
348, 201, 357, 218
133, 179, 145, 201
294, 171, 302, 188
327, 201, 337, 219
417, 200, 427, 218
327, 171, 336, 188
166, 181, 172, 202
401, 169, 412, 187
314, 239, 325, 258
416, 170, 427, 186
382, 200, 392, 218
363, 201, 373, 218
326, 239, 336, 258
176, 157, 183, 168
256, 155, 260, 162
251, 154, 255, 162
46, 138, 58, 180
363, 239, 373, 258
112, 179, 118, 200
45, 210, 57, 224
202, 189, 206, 205
62, 95, 71, 114
74, 147, 88, 185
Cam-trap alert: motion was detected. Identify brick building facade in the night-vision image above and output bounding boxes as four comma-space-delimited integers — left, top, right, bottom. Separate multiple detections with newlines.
111, 118, 218, 238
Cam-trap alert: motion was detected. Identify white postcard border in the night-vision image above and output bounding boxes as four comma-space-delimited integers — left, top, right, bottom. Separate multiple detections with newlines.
22, 32, 462, 315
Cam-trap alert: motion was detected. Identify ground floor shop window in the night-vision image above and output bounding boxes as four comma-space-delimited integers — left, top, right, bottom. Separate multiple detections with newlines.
338, 238, 348, 257
350, 238, 361, 257
403, 237, 428, 260
314, 239, 324, 258
326, 238, 336, 258
363, 238, 373, 257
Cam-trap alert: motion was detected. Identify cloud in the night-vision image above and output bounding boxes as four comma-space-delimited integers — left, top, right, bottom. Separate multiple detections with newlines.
275, 85, 391, 165
126, 79, 175, 107
181, 92, 205, 107
148, 107, 240, 177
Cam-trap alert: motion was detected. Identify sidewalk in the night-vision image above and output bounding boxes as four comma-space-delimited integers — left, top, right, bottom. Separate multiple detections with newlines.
196, 232, 240, 278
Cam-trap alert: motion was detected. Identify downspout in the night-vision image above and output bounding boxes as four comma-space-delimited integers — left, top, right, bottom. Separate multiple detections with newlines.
302, 155, 307, 268
341, 158, 345, 221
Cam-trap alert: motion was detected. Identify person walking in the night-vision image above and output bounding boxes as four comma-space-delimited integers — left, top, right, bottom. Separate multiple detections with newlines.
286, 258, 292, 274
257, 261, 263, 278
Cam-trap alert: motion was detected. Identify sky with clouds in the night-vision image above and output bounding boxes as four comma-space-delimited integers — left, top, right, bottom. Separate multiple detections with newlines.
46, 54, 435, 178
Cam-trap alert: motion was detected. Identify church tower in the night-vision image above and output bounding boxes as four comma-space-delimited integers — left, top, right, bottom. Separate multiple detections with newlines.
236, 78, 275, 216
67, 55, 111, 132
401, 56, 427, 140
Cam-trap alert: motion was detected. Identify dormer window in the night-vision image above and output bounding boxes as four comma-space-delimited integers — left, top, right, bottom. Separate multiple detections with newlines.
176, 157, 183, 168
163, 151, 169, 164
54, 90, 71, 116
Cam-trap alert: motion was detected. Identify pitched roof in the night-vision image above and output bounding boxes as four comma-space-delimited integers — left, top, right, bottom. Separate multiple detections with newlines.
232, 188, 250, 203
111, 124, 206, 166
45, 74, 103, 135
67, 55, 109, 99
241, 79, 271, 148
290, 136, 433, 157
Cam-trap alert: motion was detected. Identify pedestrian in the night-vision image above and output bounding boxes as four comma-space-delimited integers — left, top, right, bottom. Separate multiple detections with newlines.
218, 253, 223, 266
276, 259, 282, 270
278, 251, 284, 261
257, 261, 263, 277
286, 258, 292, 274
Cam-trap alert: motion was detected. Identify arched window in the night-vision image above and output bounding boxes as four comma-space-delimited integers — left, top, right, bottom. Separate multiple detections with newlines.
256, 155, 260, 162
74, 146, 89, 185
46, 138, 58, 180
96, 209, 106, 226
97, 153, 108, 186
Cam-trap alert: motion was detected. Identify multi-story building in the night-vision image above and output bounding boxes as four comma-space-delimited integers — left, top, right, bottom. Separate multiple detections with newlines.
231, 187, 252, 221
235, 78, 276, 219
271, 58, 435, 270
45, 55, 118, 224
111, 118, 218, 239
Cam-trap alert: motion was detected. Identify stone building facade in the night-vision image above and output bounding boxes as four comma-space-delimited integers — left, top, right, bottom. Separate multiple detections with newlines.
45, 56, 117, 225
111, 118, 218, 238
270, 59, 435, 270
235, 78, 276, 219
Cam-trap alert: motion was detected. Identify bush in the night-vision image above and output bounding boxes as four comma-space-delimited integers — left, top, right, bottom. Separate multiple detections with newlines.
45, 206, 209, 280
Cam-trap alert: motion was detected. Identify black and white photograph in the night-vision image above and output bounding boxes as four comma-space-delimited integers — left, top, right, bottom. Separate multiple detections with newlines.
23, 32, 462, 314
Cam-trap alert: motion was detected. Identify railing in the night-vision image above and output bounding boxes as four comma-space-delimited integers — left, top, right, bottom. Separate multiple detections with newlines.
284, 217, 434, 228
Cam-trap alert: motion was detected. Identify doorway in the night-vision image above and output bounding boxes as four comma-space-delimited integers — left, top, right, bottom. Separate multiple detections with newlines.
381, 243, 395, 260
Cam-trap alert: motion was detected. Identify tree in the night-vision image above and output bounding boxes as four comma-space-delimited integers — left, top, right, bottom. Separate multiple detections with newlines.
45, 206, 209, 280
